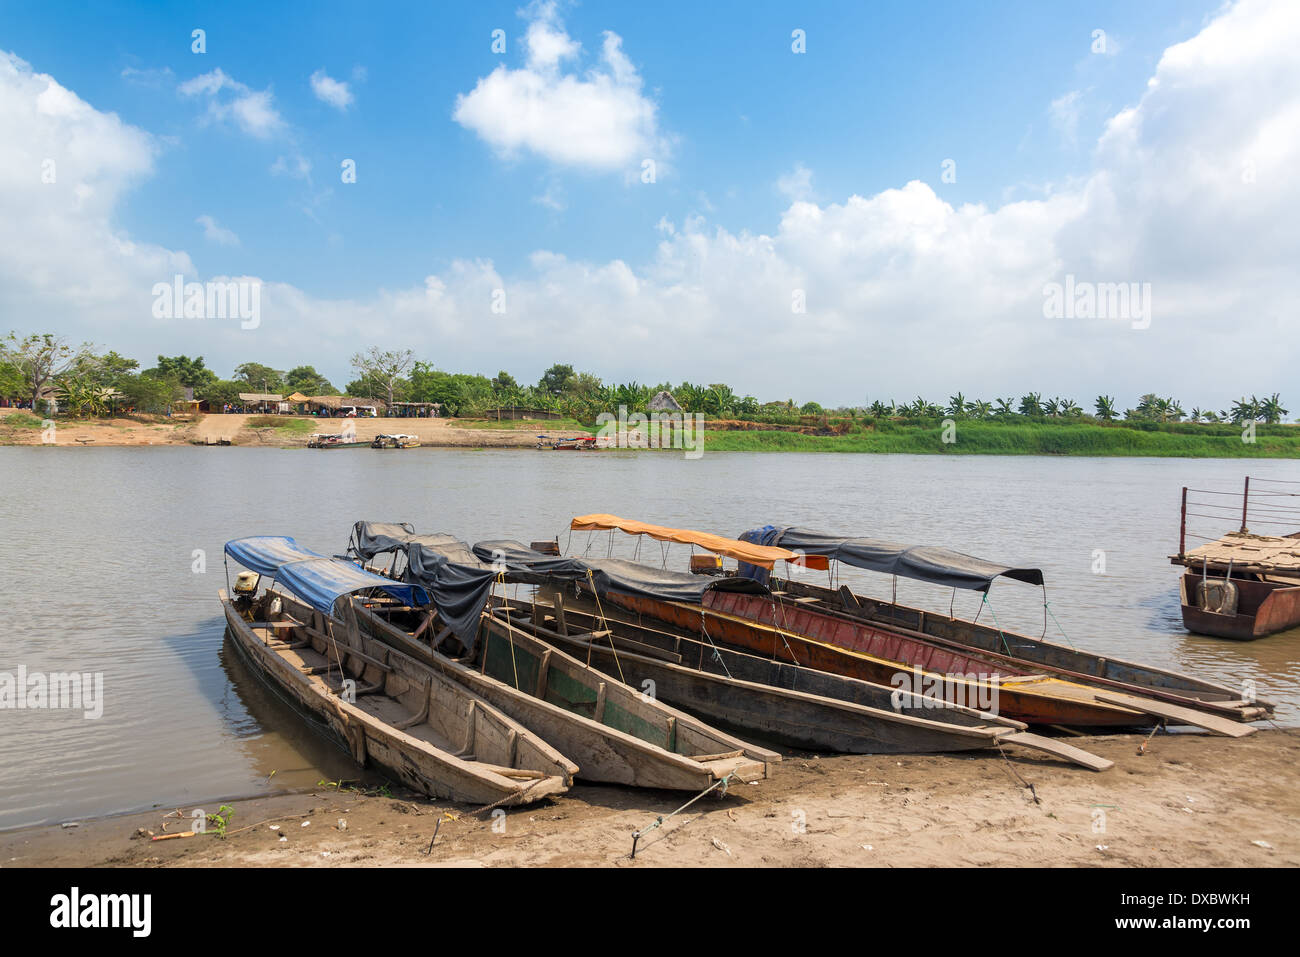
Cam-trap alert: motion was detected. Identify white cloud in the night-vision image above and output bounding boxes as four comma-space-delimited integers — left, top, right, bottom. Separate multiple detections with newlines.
452, 2, 666, 171
179, 68, 283, 138
309, 69, 353, 110
271, 153, 312, 181
2, 0, 1299, 408
1049, 89, 1084, 145
196, 214, 239, 246
776, 163, 815, 202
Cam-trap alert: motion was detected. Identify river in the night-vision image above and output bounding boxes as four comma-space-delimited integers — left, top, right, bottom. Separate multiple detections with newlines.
1, 448, 1296, 830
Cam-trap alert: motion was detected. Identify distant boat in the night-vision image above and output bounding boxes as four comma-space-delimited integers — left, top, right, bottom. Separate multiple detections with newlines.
535, 435, 596, 450
371, 433, 421, 448
1173, 479, 1300, 639
307, 433, 368, 449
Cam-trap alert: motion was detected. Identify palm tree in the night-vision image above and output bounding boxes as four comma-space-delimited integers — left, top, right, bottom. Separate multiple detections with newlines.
1018, 393, 1043, 416
1260, 393, 1288, 424
946, 392, 967, 417
1230, 396, 1260, 423
1094, 395, 1117, 420
1059, 398, 1083, 417
1043, 397, 1061, 417
971, 399, 992, 419
994, 397, 1015, 417
1188, 407, 1204, 423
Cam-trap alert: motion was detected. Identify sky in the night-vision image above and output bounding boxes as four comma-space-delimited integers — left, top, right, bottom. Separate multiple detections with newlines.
0, 0, 1295, 408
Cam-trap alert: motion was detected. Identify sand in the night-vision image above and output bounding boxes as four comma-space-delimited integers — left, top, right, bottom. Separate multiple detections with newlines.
0, 413, 590, 448
3, 730, 1294, 868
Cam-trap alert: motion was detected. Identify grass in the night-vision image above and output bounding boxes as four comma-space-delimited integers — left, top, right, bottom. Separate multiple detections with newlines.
701, 419, 1300, 457
2, 412, 44, 430
245, 415, 317, 434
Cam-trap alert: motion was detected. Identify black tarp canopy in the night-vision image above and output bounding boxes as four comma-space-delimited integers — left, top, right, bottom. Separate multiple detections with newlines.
475, 540, 769, 603
344, 524, 770, 651
740, 525, 1044, 592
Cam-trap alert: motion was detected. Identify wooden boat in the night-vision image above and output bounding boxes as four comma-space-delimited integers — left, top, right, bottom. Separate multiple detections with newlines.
601, 589, 1259, 734
497, 590, 1113, 770
221, 586, 573, 806
220, 536, 574, 805
349, 593, 778, 789
763, 576, 1270, 721
307, 432, 368, 449
371, 433, 421, 449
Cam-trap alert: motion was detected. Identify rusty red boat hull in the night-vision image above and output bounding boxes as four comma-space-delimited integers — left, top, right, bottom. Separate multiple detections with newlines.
605, 592, 1145, 728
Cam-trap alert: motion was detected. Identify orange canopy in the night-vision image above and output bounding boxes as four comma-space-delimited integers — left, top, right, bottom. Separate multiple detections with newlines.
570, 514, 799, 569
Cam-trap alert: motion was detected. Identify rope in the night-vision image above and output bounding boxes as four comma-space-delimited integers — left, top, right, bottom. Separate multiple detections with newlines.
993, 740, 1041, 805
981, 594, 1012, 655
495, 572, 521, 690
585, 571, 625, 683
630, 772, 735, 858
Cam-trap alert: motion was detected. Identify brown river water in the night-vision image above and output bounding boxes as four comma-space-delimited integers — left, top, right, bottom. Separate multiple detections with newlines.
1, 447, 1297, 830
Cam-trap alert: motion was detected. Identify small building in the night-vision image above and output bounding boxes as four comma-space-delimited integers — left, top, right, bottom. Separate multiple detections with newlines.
648, 390, 683, 412
306, 395, 387, 417
388, 401, 443, 418
238, 392, 285, 413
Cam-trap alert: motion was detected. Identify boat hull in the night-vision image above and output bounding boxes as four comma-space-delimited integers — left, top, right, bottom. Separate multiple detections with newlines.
767, 577, 1267, 720
351, 598, 778, 789
221, 592, 572, 806
1179, 572, 1300, 640
606, 592, 1149, 728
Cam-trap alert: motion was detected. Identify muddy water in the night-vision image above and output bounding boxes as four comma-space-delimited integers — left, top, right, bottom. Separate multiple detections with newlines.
1, 447, 1295, 829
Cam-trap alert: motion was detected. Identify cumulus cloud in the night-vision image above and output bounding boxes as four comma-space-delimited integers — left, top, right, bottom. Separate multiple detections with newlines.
452, 2, 666, 171
178, 68, 283, 138
2, 0, 1298, 407
776, 163, 816, 202
196, 214, 239, 246
309, 69, 353, 110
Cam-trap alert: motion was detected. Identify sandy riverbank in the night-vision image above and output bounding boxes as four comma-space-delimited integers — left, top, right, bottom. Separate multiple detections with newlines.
3, 730, 1294, 868
0, 414, 590, 448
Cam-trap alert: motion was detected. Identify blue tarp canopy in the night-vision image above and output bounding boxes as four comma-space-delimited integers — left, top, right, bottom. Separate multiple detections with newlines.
224, 536, 324, 575
225, 536, 429, 614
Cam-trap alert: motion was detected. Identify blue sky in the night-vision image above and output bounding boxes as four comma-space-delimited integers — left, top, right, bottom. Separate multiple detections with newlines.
1, 0, 1295, 406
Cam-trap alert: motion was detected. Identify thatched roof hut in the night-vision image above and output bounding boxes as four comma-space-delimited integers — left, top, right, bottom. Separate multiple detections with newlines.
648, 390, 682, 412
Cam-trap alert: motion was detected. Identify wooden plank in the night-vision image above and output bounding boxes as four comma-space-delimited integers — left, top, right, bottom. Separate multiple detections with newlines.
1000, 731, 1113, 771
1092, 693, 1257, 737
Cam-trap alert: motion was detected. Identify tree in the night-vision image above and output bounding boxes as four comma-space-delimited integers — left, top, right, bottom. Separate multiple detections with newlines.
970, 399, 992, 419
491, 370, 518, 398
993, 397, 1015, 417
233, 362, 286, 394
285, 365, 336, 396
539, 363, 575, 397
946, 393, 968, 417
1017, 393, 1043, 416
1259, 393, 1288, 424
349, 348, 413, 408
146, 355, 217, 389
1094, 395, 1117, 420
3, 332, 91, 408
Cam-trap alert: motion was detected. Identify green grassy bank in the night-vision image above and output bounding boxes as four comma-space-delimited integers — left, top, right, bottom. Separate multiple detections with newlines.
699, 419, 1300, 456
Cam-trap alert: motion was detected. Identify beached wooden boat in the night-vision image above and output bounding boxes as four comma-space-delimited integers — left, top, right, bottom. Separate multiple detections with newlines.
499, 592, 1112, 770
221, 587, 573, 805
371, 433, 421, 449
349, 594, 778, 789
601, 589, 1260, 734
307, 432, 368, 449
762, 577, 1271, 721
